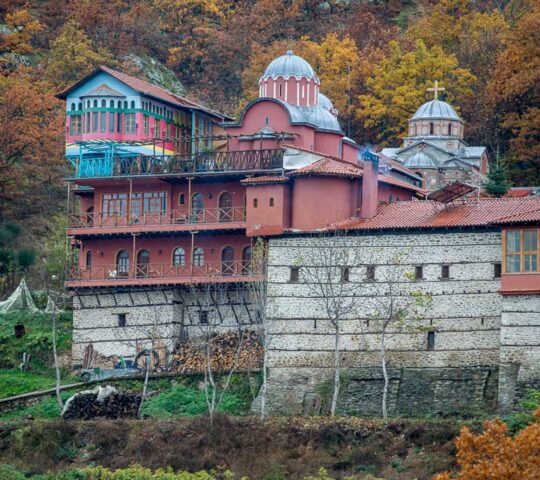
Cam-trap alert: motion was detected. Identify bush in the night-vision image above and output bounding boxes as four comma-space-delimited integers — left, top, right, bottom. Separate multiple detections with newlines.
503, 389, 540, 433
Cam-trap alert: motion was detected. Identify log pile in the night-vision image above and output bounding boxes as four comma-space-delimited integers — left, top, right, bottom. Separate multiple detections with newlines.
173, 330, 263, 373
61, 386, 141, 420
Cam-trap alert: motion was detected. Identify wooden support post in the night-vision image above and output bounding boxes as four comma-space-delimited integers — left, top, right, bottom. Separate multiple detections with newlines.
131, 233, 138, 278
127, 178, 133, 224
187, 177, 193, 219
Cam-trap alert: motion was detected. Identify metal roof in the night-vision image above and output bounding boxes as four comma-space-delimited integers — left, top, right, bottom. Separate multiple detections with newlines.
262, 51, 317, 79
412, 100, 461, 121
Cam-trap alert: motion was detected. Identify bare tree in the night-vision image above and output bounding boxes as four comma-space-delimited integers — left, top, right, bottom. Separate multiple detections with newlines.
367, 252, 433, 419
296, 232, 363, 416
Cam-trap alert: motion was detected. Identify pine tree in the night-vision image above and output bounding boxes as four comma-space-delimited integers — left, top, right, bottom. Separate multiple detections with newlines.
484, 161, 510, 197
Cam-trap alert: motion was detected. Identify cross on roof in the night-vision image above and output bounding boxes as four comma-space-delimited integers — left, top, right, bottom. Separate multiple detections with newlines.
427, 80, 445, 100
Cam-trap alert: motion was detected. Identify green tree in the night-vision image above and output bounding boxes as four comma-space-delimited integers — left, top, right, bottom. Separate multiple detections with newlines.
356, 40, 476, 146
45, 21, 115, 87
484, 161, 510, 197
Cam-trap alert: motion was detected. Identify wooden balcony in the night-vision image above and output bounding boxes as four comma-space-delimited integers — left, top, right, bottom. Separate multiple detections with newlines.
73, 149, 284, 179
66, 261, 261, 288
67, 207, 246, 236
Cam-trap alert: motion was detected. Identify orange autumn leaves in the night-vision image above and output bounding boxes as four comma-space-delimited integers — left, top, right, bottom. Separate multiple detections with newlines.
434, 409, 540, 480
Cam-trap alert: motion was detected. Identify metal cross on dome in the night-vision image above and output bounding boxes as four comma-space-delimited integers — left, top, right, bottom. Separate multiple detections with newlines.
427, 80, 445, 100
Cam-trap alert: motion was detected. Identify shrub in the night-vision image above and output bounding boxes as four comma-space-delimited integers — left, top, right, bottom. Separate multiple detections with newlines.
503, 388, 540, 433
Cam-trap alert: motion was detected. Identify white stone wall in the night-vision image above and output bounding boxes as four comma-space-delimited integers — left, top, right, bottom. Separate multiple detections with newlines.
498, 294, 540, 410
72, 285, 256, 361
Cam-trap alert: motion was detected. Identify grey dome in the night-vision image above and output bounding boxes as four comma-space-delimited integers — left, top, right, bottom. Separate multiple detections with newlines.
412, 100, 460, 121
318, 93, 334, 110
263, 50, 316, 79
404, 151, 439, 168
283, 102, 342, 132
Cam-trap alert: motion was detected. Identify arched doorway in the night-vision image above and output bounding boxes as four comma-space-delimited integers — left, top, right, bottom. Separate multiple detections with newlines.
191, 192, 204, 222
241, 246, 252, 274
116, 250, 130, 277
136, 249, 150, 278
218, 192, 233, 222
221, 246, 234, 275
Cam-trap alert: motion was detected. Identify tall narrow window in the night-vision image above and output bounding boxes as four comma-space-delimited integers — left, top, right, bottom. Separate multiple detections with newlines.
429, 123, 434, 135
506, 230, 522, 272
427, 331, 435, 351
289, 267, 300, 283
221, 246, 235, 275
92, 112, 98, 132
108, 112, 115, 133
85, 250, 92, 268
199, 311, 208, 324
340, 267, 350, 283
124, 113, 136, 134
415, 265, 424, 280
179, 193, 185, 205
116, 112, 122, 133
100, 111, 106, 132
448, 123, 452, 136
101, 99, 106, 107
136, 249, 150, 278
118, 314, 127, 327
494, 263, 502, 278
242, 246, 252, 274
143, 115, 149, 136
116, 250, 130, 277
523, 230, 538, 272
173, 247, 186, 267
269, 198, 275, 207
253, 198, 258, 208
154, 119, 161, 138
441, 265, 450, 279
366, 265, 376, 281
193, 247, 204, 266
192, 192, 204, 215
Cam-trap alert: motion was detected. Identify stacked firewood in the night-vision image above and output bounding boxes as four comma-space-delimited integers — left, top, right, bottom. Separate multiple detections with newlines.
173, 330, 263, 373
62, 386, 141, 420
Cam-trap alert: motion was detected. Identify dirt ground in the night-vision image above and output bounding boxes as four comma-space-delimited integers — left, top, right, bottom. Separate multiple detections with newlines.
0, 415, 460, 479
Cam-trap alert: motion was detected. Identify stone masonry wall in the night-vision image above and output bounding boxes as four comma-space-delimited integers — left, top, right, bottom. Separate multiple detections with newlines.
263, 229, 504, 415
72, 285, 255, 362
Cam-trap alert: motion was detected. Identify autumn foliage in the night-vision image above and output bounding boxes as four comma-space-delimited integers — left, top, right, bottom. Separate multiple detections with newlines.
433, 408, 540, 480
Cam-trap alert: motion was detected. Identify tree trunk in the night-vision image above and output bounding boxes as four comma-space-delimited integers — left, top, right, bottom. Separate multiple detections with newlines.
330, 323, 340, 416
260, 340, 268, 420
137, 352, 151, 419
51, 308, 64, 411
381, 329, 388, 419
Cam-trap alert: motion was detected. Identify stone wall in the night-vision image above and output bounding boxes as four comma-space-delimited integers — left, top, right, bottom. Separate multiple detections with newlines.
498, 294, 540, 410
72, 284, 256, 362
263, 229, 504, 415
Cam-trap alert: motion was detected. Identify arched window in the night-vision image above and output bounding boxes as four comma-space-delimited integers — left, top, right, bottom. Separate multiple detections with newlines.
87, 100, 90, 108
448, 123, 452, 136
136, 249, 150, 277
116, 250, 130, 277
253, 198, 258, 208
78, 102, 82, 110
269, 197, 274, 207
179, 193, 185, 205
192, 192, 204, 214
110, 100, 114, 108
85, 250, 92, 268
124, 101, 128, 109
396, 196, 400, 202
173, 247, 185, 267
221, 246, 234, 275
429, 123, 434, 135
389, 195, 393, 204
242, 246, 252, 274
130, 100, 135, 108
71, 102, 75, 111
279, 84, 282, 97
414, 124, 417, 136
101, 99, 106, 107
93, 100, 97, 107
218, 192, 233, 222
193, 247, 204, 266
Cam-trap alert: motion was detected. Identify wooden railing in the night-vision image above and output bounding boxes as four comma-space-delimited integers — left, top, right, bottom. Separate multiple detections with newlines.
75, 149, 284, 178
67, 261, 258, 283
68, 207, 246, 229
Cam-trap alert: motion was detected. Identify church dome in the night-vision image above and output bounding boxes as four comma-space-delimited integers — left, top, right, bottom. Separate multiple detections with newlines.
404, 151, 439, 168
318, 93, 334, 110
263, 51, 316, 79
412, 100, 460, 121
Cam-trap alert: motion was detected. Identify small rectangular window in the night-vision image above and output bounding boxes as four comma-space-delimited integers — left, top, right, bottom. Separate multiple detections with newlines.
415, 265, 423, 280
367, 265, 376, 281
269, 198, 274, 207
441, 265, 450, 279
199, 311, 208, 324
118, 313, 127, 327
427, 331, 435, 351
340, 267, 350, 283
494, 263, 502, 278
253, 198, 258, 208
289, 267, 300, 283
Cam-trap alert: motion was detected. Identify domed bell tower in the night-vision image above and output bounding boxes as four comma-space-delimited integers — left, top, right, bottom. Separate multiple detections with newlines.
259, 50, 320, 107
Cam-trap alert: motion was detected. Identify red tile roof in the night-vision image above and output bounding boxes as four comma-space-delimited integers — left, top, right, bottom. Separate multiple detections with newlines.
506, 188, 536, 198
241, 176, 290, 185
289, 157, 364, 178
335, 197, 540, 231
58, 66, 230, 120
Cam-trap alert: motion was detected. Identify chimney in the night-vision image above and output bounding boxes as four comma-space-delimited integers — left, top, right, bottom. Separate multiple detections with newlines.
360, 150, 379, 219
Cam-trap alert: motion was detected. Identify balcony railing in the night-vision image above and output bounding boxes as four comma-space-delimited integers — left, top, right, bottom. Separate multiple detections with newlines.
66, 261, 258, 284
68, 207, 246, 230
74, 149, 284, 178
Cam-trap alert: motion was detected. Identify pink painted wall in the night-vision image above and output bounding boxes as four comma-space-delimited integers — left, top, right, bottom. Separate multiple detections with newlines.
245, 183, 291, 236
377, 184, 416, 203
291, 177, 355, 230
260, 76, 318, 106
79, 233, 251, 269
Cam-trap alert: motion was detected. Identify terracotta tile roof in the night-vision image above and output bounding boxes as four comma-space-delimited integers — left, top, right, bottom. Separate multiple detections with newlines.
289, 157, 364, 178
500, 287, 540, 295
491, 207, 540, 224
335, 197, 540, 231
241, 176, 290, 185
58, 66, 230, 120
506, 188, 533, 198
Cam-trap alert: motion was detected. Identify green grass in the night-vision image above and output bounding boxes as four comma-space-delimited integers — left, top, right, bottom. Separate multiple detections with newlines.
0, 370, 80, 399
0, 311, 72, 371
0, 391, 73, 420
